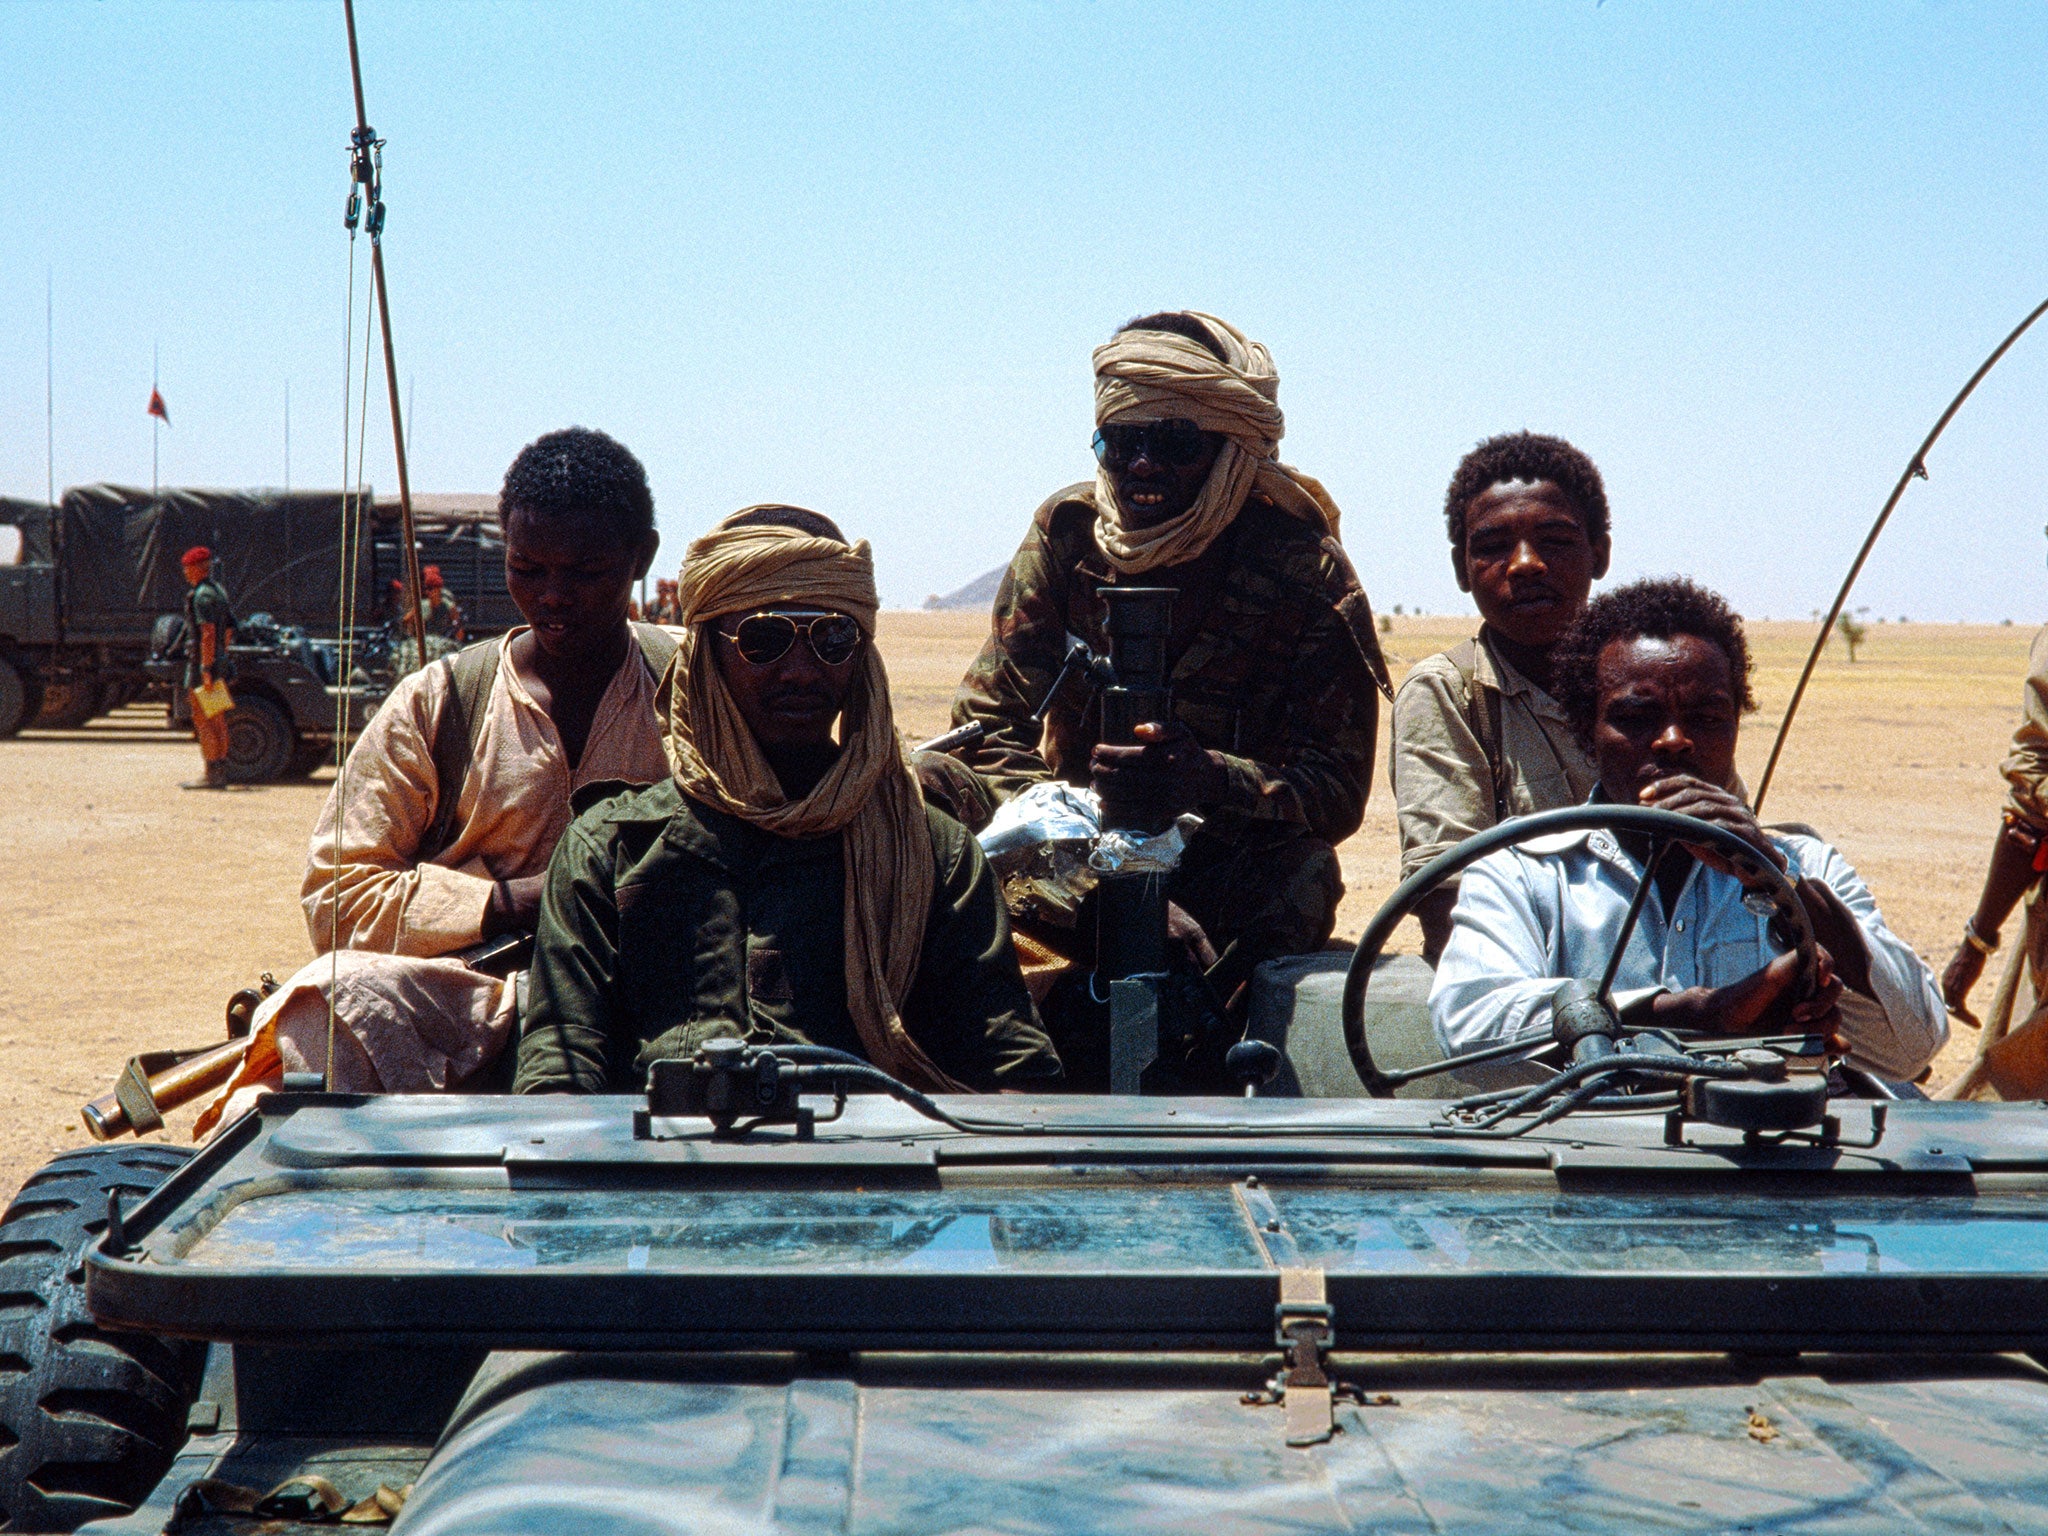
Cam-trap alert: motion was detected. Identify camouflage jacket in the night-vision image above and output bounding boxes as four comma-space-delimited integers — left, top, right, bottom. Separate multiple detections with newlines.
951, 484, 1391, 848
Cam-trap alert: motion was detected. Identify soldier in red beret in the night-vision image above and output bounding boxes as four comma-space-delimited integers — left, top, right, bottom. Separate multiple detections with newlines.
180, 546, 237, 790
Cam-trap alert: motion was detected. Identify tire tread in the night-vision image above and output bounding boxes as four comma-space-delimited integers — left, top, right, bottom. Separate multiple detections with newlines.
0, 1146, 200, 1533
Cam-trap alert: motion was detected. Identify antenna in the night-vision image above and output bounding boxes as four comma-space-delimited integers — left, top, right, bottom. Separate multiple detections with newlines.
45, 270, 53, 509
342, 0, 427, 666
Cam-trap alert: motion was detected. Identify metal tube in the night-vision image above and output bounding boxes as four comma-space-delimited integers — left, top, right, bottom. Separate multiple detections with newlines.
1095, 586, 1176, 984
1755, 295, 2048, 812
342, 0, 428, 669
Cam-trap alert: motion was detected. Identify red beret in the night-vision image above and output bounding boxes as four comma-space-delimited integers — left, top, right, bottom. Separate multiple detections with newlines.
422, 565, 444, 586
181, 546, 212, 567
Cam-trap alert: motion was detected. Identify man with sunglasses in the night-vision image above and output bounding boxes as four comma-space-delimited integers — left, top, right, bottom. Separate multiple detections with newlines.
942, 311, 1391, 1061
516, 507, 1060, 1095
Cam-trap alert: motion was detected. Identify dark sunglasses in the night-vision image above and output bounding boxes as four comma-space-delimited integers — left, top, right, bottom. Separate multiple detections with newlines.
1091, 418, 1212, 470
716, 610, 864, 667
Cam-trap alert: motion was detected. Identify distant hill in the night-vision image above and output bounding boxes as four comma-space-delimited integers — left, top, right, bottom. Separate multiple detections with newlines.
923, 563, 1007, 612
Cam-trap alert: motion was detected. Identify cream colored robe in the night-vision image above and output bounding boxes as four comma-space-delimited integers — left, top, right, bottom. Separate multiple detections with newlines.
199, 631, 670, 1131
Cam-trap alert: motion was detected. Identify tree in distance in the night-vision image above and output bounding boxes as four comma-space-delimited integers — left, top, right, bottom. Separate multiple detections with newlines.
1837, 607, 1869, 663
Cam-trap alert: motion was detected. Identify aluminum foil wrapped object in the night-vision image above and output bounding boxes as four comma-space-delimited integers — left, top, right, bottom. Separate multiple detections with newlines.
977, 782, 1203, 926
976, 781, 1104, 928
1091, 813, 1203, 875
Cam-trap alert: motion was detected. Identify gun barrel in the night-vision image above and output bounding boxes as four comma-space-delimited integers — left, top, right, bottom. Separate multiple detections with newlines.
82, 1037, 249, 1141
915, 720, 986, 756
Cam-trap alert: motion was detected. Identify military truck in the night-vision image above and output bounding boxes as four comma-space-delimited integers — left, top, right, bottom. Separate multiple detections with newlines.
0, 488, 520, 738
3, 805, 2044, 1534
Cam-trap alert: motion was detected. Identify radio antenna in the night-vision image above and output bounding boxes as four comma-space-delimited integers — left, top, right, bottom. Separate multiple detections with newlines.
341, 0, 428, 667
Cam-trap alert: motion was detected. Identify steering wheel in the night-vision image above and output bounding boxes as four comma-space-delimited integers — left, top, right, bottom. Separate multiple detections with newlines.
1342, 805, 1819, 1098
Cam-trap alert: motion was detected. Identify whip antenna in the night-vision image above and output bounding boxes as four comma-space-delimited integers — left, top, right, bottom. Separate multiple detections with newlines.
342, 0, 427, 668
1754, 295, 2048, 813
325, 0, 430, 1090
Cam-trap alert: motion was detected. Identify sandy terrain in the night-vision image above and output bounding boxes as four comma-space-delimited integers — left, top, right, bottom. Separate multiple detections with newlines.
0, 612, 2030, 1197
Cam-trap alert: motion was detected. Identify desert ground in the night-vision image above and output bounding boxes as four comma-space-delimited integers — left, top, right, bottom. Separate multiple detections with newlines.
0, 612, 2029, 1196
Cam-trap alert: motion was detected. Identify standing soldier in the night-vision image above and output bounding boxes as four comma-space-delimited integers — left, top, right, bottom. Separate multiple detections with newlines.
648, 577, 682, 626
419, 565, 465, 645
942, 310, 1390, 1047
179, 546, 236, 791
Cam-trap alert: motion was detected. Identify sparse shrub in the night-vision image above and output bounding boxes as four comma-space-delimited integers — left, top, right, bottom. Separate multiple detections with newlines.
1837, 609, 1868, 663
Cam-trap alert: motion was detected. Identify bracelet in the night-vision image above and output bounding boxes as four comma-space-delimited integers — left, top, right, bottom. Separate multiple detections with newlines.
1963, 919, 2000, 957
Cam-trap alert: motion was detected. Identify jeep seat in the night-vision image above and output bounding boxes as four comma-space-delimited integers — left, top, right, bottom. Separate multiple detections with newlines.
1243, 950, 1546, 1099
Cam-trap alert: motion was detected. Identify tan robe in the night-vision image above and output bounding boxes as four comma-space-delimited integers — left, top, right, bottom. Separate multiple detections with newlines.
198, 631, 671, 1132
1391, 632, 1598, 881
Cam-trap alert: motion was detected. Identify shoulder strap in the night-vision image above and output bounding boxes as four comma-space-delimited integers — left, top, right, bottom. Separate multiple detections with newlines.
418, 639, 501, 865
630, 621, 679, 680
1448, 637, 1509, 825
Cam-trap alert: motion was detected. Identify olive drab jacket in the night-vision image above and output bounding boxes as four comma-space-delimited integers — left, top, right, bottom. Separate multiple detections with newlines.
183, 577, 237, 691
949, 485, 1392, 849
514, 779, 1064, 1094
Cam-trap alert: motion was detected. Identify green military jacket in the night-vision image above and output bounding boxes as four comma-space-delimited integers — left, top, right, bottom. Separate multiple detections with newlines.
514, 778, 1063, 1093
182, 578, 237, 691
950, 485, 1392, 848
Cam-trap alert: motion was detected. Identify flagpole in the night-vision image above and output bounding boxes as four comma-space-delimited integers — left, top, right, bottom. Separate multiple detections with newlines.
45, 270, 54, 509
151, 342, 159, 499
285, 381, 292, 493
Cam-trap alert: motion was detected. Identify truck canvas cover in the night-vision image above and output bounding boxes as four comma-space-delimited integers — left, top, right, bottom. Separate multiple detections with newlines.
57, 486, 374, 640
0, 497, 55, 565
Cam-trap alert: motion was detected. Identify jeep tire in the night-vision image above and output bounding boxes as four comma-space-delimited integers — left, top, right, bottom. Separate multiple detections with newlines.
221, 695, 294, 784
0, 1144, 202, 1533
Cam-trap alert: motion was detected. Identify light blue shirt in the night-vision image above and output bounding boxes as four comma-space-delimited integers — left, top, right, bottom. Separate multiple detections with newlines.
1430, 816, 1947, 1083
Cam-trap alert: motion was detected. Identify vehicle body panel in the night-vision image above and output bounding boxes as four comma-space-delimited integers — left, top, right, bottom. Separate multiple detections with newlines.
78, 1092, 2048, 1533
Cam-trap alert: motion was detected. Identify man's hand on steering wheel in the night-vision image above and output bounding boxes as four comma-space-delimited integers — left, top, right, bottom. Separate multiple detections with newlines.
1651, 943, 1847, 1045
1642, 774, 1874, 998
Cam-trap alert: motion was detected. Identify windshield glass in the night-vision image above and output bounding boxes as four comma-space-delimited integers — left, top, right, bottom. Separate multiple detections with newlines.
173, 1178, 2048, 1277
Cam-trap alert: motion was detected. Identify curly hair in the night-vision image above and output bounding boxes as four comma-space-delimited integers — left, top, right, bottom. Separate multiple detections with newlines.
499, 427, 654, 550
1443, 431, 1610, 555
1550, 577, 1756, 744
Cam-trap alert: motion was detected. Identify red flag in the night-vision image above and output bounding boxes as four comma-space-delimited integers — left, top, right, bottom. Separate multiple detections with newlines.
147, 388, 169, 426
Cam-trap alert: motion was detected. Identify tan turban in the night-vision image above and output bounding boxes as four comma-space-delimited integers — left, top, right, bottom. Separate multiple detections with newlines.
663, 508, 965, 1093
1092, 311, 1342, 573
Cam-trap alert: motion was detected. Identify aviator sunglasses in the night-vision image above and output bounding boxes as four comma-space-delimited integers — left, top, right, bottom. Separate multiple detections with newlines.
716, 609, 864, 667
1091, 418, 1212, 471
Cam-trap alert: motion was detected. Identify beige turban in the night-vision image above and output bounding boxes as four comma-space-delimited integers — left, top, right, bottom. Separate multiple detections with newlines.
663, 508, 965, 1092
1092, 311, 1342, 573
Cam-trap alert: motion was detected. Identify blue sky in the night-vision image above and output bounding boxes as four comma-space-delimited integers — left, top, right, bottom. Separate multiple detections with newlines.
2, 2, 2043, 616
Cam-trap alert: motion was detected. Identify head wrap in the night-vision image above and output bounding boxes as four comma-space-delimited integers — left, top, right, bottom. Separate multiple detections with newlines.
422, 565, 443, 588
1091, 311, 1342, 573
181, 546, 212, 568
663, 507, 963, 1092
